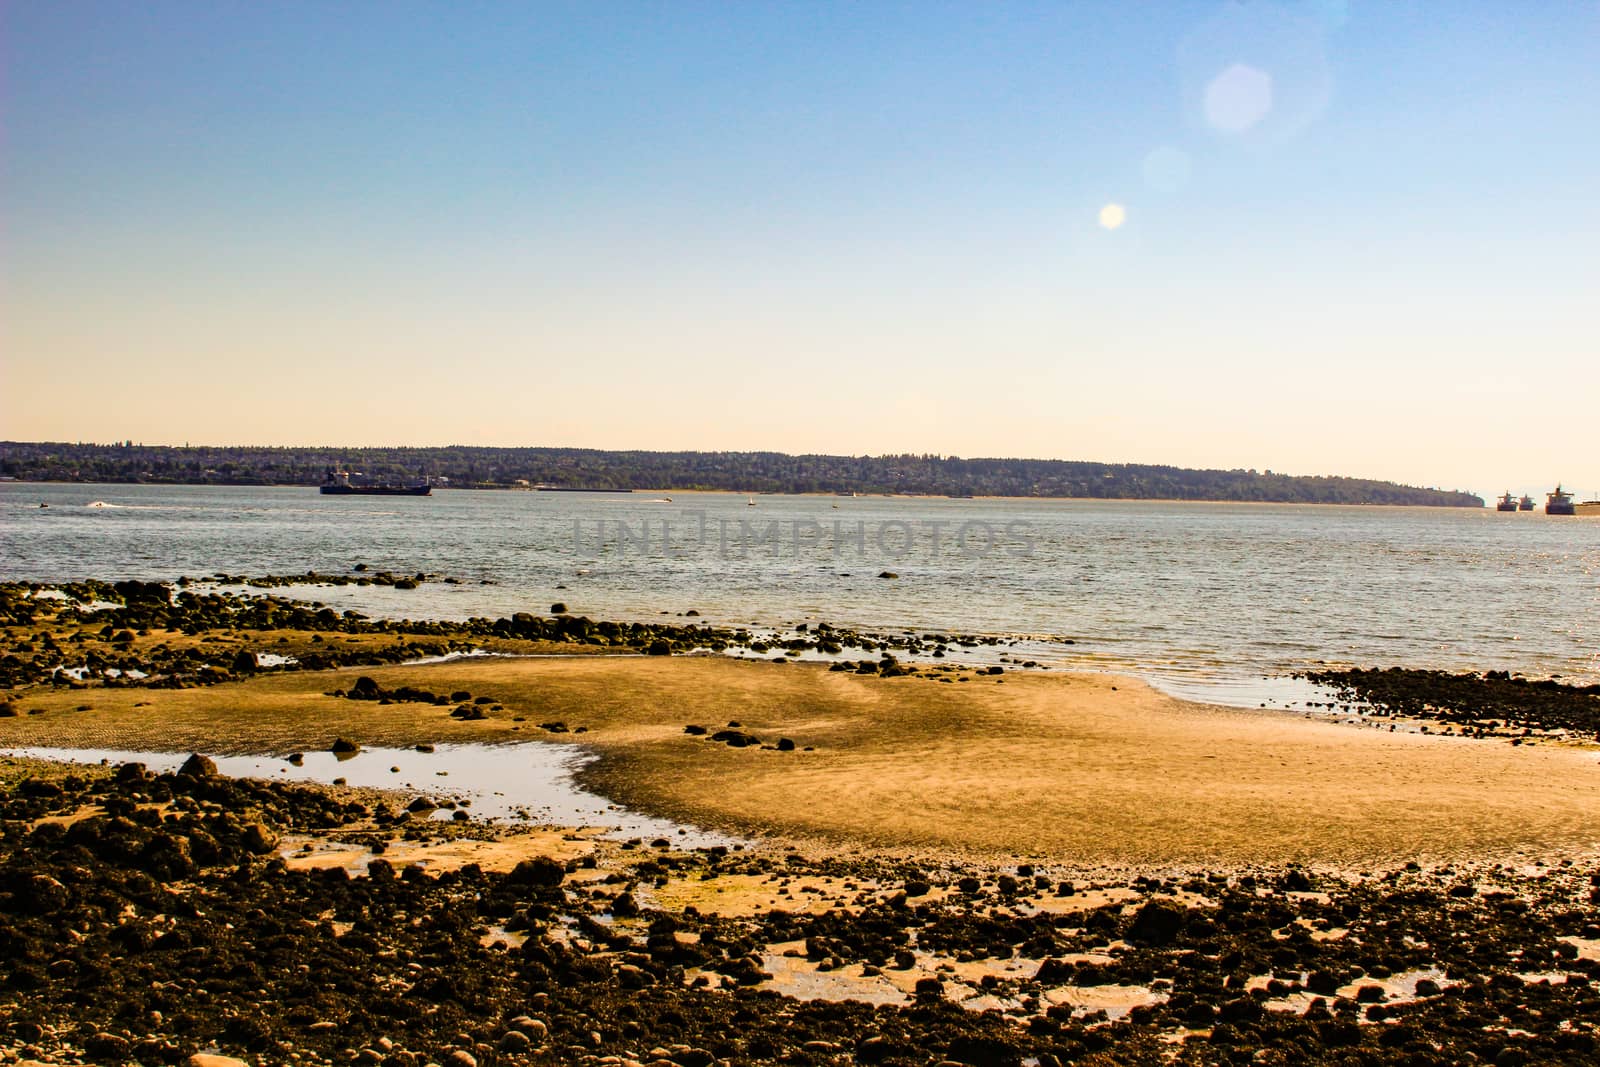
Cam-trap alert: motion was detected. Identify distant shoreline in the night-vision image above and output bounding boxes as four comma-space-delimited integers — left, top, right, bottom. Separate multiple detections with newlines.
2, 479, 1490, 508
0, 441, 1487, 507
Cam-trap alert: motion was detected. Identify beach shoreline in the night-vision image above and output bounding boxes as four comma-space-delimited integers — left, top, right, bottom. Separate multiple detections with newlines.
8, 655, 1599, 871
6, 581, 1600, 1064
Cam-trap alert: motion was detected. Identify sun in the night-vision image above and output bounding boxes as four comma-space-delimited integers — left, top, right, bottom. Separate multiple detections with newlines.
1099, 203, 1127, 230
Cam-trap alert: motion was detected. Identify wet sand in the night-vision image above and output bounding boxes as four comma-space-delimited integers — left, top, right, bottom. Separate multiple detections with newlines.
7, 656, 1599, 868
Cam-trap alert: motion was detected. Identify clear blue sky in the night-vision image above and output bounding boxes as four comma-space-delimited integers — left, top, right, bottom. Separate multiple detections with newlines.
4, 1, 1597, 497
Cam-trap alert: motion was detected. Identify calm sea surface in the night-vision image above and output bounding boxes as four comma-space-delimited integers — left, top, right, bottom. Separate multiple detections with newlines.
3, 483, 1596, 698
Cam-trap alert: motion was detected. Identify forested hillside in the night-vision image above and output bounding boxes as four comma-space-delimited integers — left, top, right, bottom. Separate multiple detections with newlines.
0, 442, 1484, 506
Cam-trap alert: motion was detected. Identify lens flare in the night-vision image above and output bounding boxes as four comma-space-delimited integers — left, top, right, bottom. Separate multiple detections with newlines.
1099, 203, 1127, 230
1206, 63, 1273, 133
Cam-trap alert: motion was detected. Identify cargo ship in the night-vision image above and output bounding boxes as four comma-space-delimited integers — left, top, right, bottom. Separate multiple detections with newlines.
1496, 491, 1518, 512
1545, 485, 1575, 516
320, 468, 431, 496
1518, 495, 1535, 511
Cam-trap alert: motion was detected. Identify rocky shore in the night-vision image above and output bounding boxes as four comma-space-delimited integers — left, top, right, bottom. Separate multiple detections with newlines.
1298, 667, 1600, 743
0, 579, 1045, 695
4, 760, 1598, 1067
4, 576, 1600, 1064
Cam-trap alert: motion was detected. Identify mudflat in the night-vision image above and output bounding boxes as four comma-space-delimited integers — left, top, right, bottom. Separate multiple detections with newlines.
9, 655, 1598, 868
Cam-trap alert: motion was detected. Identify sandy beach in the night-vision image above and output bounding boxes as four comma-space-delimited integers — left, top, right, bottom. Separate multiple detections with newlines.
10, 655, 1598, 869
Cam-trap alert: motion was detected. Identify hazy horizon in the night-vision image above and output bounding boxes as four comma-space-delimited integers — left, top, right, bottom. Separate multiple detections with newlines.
4, 2, 1597, 498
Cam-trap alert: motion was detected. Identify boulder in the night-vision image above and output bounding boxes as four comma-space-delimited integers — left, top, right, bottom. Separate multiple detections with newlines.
241, 821, 279, 855
506, 856, 565, 888
177, 753, 218, 778
506, 1016, 548, 1041
349, 676, 383, 700
83, 1033, 131, 1061
1127, 899, 1187, 945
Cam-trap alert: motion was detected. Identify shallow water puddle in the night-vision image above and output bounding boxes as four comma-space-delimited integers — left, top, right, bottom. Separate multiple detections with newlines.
1561, 937, 1600, 962
1041, 982, 1166, 1021
752, 943, 1164, 1022
1257, 967, 1455, 1015
4, 743, 736, 847
758, 952, 910, 1007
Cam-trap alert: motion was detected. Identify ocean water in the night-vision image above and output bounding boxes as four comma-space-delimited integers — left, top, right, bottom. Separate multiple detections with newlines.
3, 483, 1596, 697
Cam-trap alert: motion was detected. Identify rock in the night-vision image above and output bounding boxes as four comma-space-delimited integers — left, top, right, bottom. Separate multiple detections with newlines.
189, 1056, 252, 1067
647, 638, 672, 656
1127, 899, 1186, 945
506, 1016, 548, 1040
445, 1052, 478, 1067
241, 821, 279, 855
350, 676, 383, 699
84, 1032, 131, 1061
331, 738, 360, 754
914, 976, 945, 999
617, 963, 654, 988
710, 729, 759, 747
507, 856, 565, 887
1035, 958, 1076, 984
25, 874, 68, 914
877, 571, 899, 579
498, 1030, 532, 1052
776, 737, 796, 751
231, 649, 259, 673
177, 753, 218, 778
550, 602, 568, 614
1306, 970, 1342, 996
684, 724, 707, 735
1219, 996, 1264, 1023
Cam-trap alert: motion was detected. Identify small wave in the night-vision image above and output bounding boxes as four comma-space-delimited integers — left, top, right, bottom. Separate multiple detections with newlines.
402, 648, 501, 666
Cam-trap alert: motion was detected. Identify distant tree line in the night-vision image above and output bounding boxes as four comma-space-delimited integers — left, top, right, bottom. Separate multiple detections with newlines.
0, 441, 1485, 506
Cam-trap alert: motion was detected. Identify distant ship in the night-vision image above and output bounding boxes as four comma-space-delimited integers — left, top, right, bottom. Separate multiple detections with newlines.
1496, 491, 1518, 512
320, 468, 431, 496
1545, 485, 1575, 516
1576, 497, 1600, 517
1518, 495, 1535, 511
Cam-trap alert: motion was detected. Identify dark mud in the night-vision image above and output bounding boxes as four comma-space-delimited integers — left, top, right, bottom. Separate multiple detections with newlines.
4, 765, 1598, 1066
